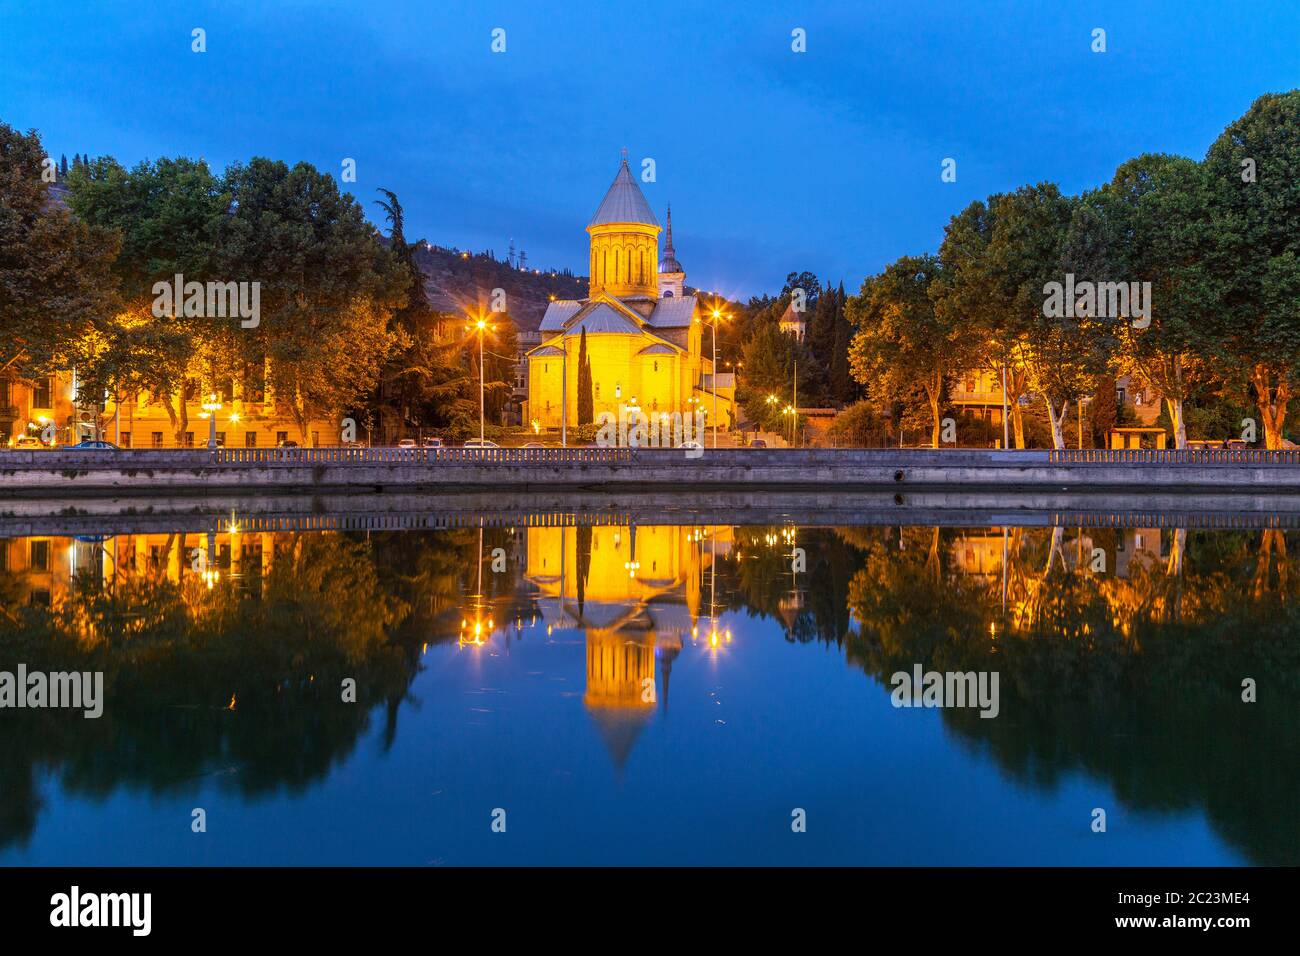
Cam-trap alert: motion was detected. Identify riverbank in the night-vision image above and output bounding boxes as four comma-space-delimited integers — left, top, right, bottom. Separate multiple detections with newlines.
2, 486, 1298, 538
3, 445, 1300, 496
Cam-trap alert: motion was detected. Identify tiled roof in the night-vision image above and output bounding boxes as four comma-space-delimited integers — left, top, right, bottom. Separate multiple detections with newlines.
637, 342, 678, 356
646, 294, 696, 328
589, 160, 658, 227
530, 344, 565, 357
538, 300, 584, 331
563, 303, 642, 336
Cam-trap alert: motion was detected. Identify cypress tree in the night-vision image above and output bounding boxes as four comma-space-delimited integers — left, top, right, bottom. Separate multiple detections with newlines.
577, 326, 593, 425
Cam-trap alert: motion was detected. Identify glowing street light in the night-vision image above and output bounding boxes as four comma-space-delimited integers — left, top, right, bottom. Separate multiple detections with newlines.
201, 393, 222, 449
466, 314, 492, 444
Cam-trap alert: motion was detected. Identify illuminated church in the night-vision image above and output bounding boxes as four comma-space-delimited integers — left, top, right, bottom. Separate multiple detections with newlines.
524, 154, 735, 432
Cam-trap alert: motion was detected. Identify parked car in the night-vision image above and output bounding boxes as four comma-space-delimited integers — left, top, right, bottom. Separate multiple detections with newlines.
421, 437, 444, 448
463, 439, 500, 449
277, 439, 300, 448
520, 441, 547, 448
341, 440, 368, 449
72, 439, 119, 450
676, 440, 703, 450
748, 439, 767, 449
396, 439, 417, 449
10, 435, 45, 449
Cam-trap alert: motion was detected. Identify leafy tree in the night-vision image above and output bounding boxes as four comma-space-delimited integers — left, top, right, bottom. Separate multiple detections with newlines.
825, 399, 889, 446
0, 123, 117, 384
217, 158, 408, 439
1089, 154, 1216, 448
67, 155, 228, 442
848, 254, 980, 447
1202, 91, 1300, 448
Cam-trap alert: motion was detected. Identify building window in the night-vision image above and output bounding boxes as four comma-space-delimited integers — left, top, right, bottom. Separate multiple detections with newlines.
245, 433, 257, 448
151, 432, 164, 448
276, 431, 288, 446
30, 539, 49, 571
33, 377, 52, 408
311, 431, 319, 447
216, 432, 225, 446
653, 361, 659, 373
183, 431, 194, 447
120, 432, 131, 448
0, 379, 10, 404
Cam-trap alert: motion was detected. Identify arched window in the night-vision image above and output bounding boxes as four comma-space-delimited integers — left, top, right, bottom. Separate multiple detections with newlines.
653, 361, 659, 373
664, 290, 673, 297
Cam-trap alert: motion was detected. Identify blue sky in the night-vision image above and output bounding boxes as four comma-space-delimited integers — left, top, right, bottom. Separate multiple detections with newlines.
2, 0, 1297, 298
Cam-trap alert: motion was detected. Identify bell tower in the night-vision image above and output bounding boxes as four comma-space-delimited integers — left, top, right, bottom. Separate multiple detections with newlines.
587, 150, 660, 299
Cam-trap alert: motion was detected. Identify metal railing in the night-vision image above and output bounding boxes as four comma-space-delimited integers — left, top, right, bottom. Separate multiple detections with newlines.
209, 445, 634, 465
1048, 448, 1300, 464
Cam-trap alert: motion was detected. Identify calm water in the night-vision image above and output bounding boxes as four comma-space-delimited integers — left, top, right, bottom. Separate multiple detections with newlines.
1, 514, 1296, 865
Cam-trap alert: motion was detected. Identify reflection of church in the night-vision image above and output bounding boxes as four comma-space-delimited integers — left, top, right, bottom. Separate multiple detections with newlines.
524, 524, 729, 768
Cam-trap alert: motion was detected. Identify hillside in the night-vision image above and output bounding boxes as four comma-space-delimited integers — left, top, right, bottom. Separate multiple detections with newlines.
412, 244, 588, 331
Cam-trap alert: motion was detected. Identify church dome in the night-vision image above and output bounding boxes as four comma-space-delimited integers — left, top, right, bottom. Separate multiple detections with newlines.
589, 156, 658, 227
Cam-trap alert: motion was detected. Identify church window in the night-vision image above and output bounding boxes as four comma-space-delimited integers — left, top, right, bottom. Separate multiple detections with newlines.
664, 290, 673, 297
653, 361, 659, 372
595, 383, 600, 399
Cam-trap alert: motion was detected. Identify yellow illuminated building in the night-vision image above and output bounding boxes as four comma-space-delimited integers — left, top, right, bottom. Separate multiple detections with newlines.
525, 522, 729, 767
524, 155, 734, 433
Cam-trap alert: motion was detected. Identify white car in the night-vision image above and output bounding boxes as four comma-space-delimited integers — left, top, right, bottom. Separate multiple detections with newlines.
396, 439, 417, 449
463, 439, 500, 449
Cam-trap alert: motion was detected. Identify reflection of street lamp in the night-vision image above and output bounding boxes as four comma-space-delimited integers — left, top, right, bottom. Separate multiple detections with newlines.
201, 393, 222, 449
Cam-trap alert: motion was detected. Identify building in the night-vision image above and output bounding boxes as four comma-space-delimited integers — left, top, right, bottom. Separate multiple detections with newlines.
523, 154, 734, 434
777, 301, 806, 340
949, 368, 1162, 440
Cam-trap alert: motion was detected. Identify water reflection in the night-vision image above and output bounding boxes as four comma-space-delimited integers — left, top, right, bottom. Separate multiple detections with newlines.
0, 515, 1296, 864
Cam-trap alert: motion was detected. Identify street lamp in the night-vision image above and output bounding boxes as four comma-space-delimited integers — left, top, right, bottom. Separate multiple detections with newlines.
706, 304, 728, 448
467, 315, 491, 444
201, 393, 222, 449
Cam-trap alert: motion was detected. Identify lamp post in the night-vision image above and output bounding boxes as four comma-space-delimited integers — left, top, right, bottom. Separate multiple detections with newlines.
708, 306, 727, 449
467, 316, 491, 444
202, 393, 222, 449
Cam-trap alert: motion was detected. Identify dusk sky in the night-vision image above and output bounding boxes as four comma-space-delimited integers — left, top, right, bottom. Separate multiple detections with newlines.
3, 1, 1297, 298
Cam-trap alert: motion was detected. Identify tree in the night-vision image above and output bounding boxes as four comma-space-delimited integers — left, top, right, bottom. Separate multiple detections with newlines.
781, 271, 821, 305
934, 197, 1031, 446
1092, 154, 1217, 448
1202, 91, 1300, 449
738, 317, 799, 431
66, 155, 228, 443
217, 158, 408, 439
848, 254, 980, 447
825, 399, 889, 447
0, 123, 118, 385
577, 326, 593, 425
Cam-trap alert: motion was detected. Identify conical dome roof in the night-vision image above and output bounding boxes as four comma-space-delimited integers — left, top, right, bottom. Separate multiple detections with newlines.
589, 156, 659, 228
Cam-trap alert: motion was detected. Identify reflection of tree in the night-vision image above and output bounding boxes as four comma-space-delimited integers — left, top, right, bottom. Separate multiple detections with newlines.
843, 525, 1300, 865
0, 533, 422, 851
724, 528, 866, 644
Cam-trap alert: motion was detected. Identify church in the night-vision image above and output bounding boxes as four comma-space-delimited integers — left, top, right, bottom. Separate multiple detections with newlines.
524, 155, 734, 435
